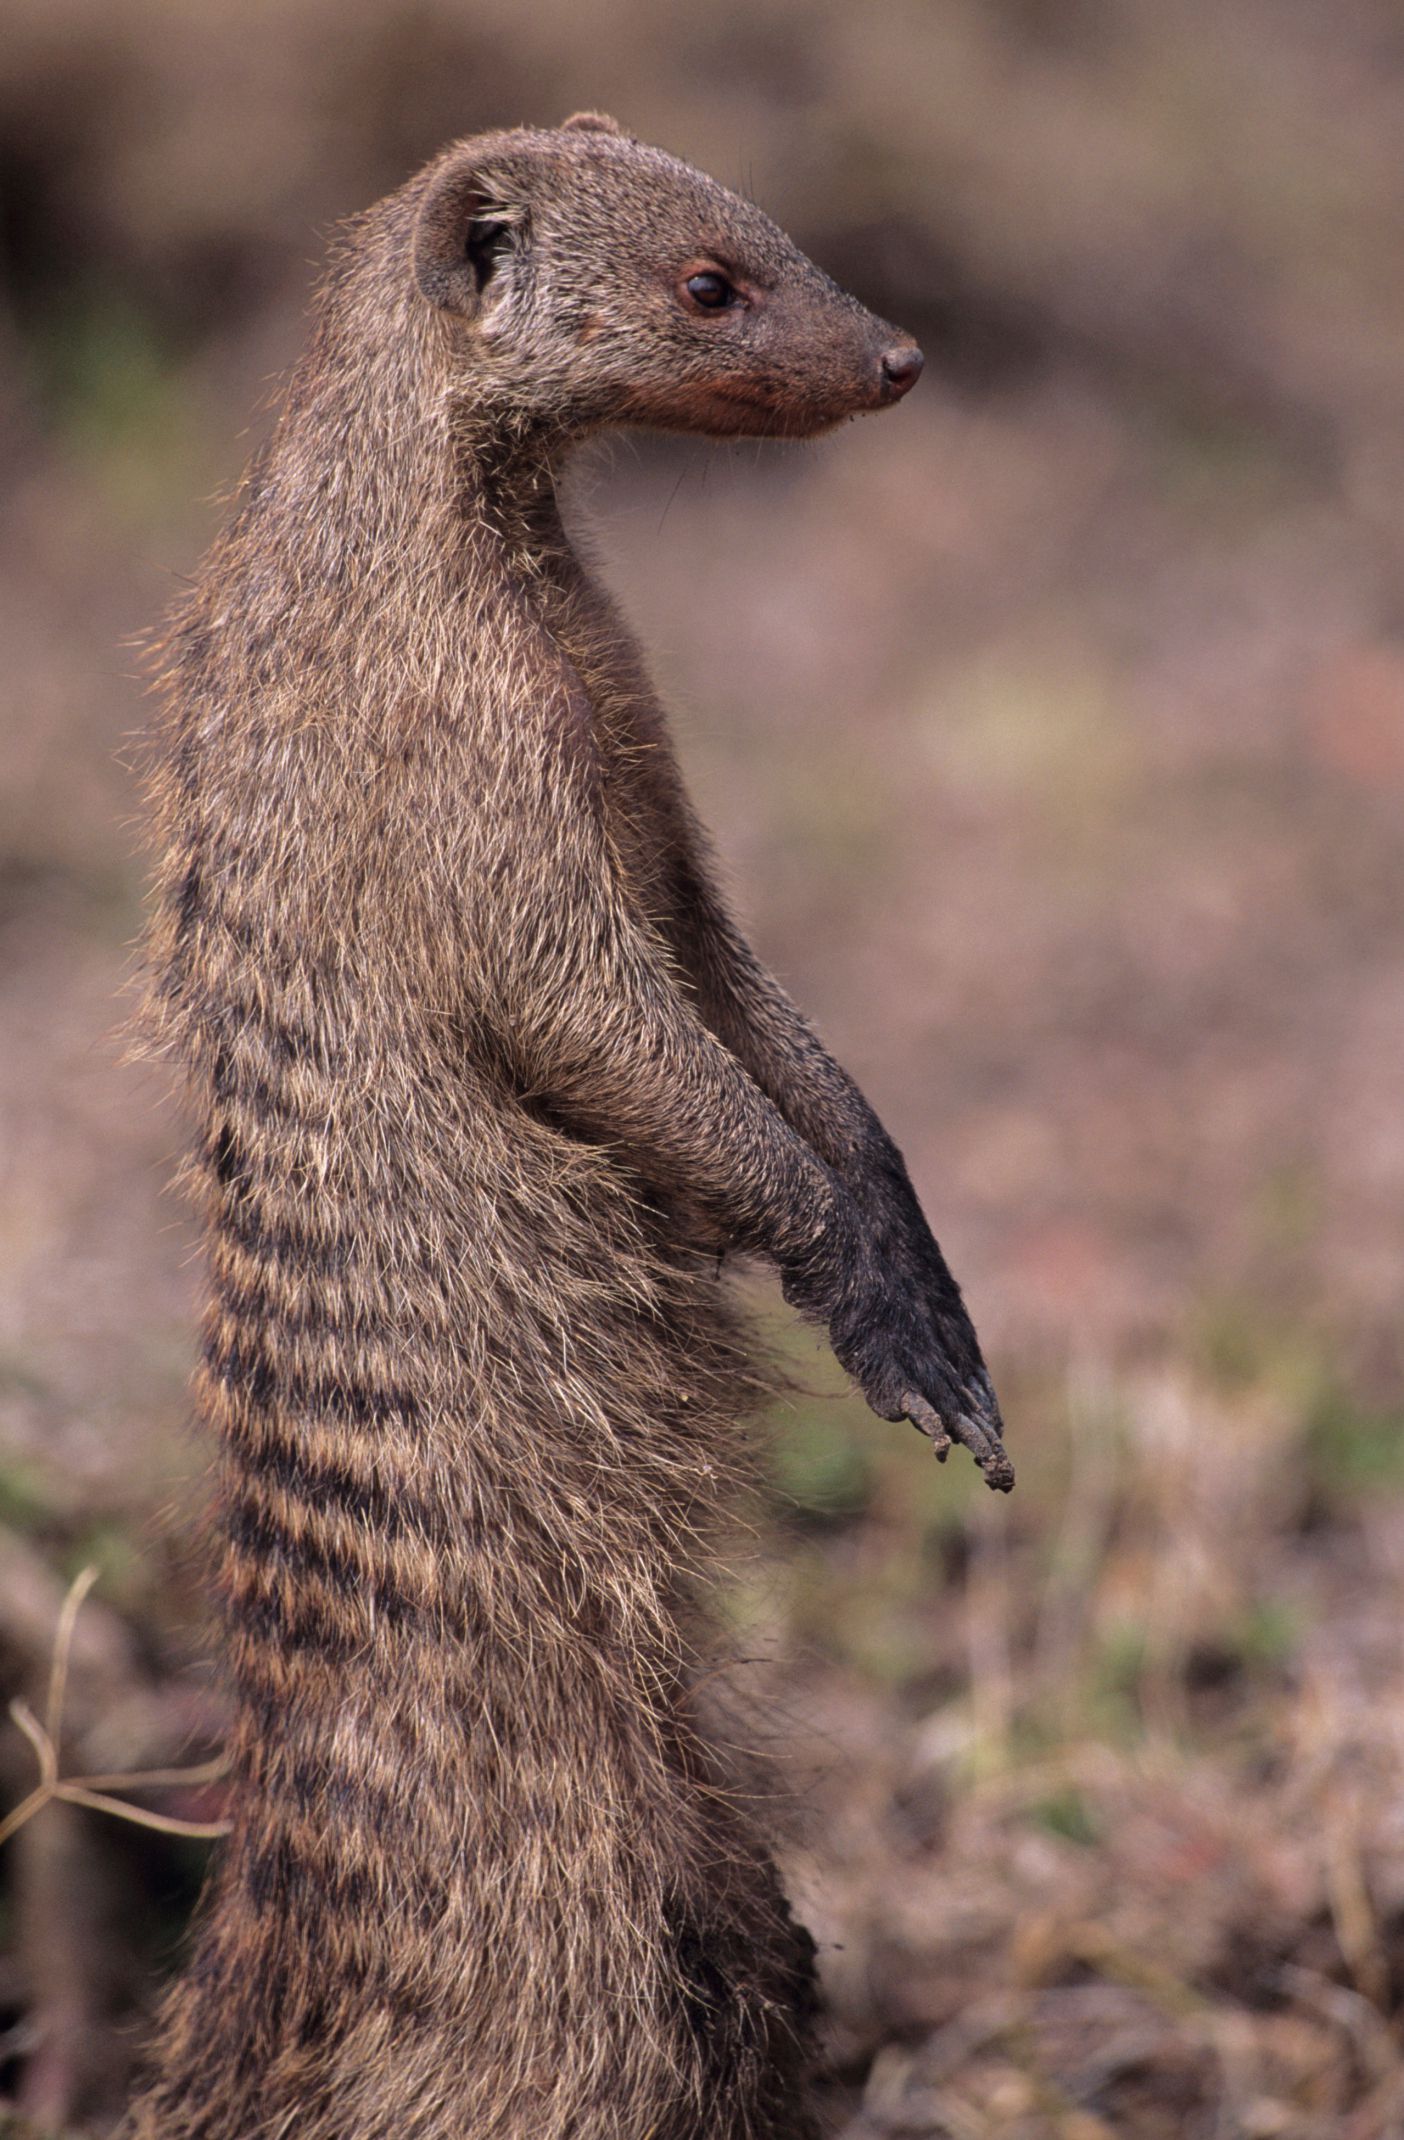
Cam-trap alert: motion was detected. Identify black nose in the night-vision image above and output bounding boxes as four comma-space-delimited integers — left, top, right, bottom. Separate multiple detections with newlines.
880, 346, 924, 399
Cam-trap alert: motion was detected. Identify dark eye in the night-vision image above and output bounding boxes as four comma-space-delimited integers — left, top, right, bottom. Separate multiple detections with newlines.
684, 270, 738, 312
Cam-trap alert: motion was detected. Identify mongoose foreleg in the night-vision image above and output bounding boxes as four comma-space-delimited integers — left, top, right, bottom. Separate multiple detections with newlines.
549, 549, 1011, 1485
487, 621, 1010, 1489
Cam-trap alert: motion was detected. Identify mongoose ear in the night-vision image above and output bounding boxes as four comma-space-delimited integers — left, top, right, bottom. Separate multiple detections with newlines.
561, 111, 626, 136
413, 160, 525, 319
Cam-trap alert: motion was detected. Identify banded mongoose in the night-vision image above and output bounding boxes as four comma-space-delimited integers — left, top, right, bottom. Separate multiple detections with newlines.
129, 112, 1012, 2140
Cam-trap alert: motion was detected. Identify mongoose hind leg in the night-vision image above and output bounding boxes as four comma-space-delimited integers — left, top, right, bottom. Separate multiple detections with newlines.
663, 1884, 822, 2140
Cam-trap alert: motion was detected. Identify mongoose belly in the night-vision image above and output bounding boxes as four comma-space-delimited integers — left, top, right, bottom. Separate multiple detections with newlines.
133, 1076, 808, 2139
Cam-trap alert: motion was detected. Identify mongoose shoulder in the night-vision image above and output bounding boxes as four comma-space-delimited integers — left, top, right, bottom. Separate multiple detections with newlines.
126, 112, 1009, 2140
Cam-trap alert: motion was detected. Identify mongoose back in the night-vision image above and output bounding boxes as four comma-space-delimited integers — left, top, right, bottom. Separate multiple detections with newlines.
128, 112, 1011, 2140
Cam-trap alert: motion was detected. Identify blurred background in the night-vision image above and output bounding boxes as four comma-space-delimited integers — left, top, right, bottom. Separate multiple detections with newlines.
1, 1, 1402, 2132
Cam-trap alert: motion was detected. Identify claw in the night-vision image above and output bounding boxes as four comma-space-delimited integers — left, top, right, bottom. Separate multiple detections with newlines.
958, 1370, 1003, 1435
954, 1368, 1014, 1491
901, 1391, 951, 1460
955, 1412, 1015, 1493
968, 1367, 1003, 1421
902, 1388, 1015, 1491
984, 1453, 1016, 1493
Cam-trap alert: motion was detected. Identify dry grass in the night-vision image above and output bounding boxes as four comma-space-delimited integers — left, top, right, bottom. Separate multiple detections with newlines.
751, 1354, 1404, 2136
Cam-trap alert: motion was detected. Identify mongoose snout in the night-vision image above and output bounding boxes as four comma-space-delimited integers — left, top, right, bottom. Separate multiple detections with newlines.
880, 344, 925, 399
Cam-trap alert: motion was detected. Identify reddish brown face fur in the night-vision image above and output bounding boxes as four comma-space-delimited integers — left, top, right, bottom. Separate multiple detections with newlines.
411, 116, 923, 441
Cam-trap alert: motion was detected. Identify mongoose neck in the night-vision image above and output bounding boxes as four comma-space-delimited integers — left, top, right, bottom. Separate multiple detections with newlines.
237, 199, 580, 612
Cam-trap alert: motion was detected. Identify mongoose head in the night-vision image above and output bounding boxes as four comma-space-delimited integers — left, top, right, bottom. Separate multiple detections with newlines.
411, 114, 923, 442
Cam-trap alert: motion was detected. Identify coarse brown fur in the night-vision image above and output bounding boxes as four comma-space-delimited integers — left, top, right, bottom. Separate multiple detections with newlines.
125, 113, 1010, 2140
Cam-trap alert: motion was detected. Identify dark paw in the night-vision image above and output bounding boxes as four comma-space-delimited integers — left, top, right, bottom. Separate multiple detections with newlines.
902, 1380, 1014, 1493
782, 1176, 1012, 1490
841, 1309, 1013, 1491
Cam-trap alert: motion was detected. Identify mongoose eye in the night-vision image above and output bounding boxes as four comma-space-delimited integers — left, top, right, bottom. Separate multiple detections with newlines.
682, 270, 740, 314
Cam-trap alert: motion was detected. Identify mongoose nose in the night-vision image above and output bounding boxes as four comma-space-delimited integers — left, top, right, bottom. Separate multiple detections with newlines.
880, 346, 925, 399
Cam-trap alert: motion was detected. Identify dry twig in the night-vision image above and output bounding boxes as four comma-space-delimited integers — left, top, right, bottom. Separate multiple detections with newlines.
0, 1565, 230, 1851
